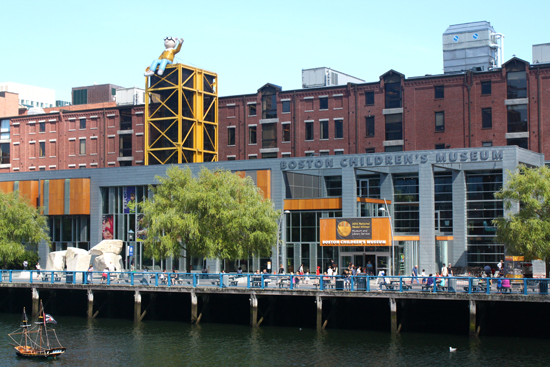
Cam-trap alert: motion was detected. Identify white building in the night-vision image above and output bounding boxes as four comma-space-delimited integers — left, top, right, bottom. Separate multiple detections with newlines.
0, 82, 56, 109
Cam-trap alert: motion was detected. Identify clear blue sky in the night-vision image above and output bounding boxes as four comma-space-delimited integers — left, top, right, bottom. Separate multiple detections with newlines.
3, 0, 549, 102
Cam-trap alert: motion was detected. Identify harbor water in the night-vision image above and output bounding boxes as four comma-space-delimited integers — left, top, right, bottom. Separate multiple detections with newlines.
1, 313, 549, 366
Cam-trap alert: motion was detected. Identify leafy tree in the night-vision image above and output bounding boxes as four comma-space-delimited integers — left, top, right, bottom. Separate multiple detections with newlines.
140, 166, 279, 264
0, 191, 50, 269
493, 165, 550, 261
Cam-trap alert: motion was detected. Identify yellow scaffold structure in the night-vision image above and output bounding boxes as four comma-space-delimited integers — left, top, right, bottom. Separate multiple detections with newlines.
145, 63, 218, 164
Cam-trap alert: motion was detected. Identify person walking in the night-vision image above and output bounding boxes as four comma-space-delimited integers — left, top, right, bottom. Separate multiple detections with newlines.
23, 260, 28, 270
441, 264, 448, 277
413, 265, 419, 284
35, 262, 41, 276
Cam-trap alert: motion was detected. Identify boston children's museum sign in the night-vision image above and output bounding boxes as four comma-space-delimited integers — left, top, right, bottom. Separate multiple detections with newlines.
320, 217, 392, 246
280, 149, 504, 170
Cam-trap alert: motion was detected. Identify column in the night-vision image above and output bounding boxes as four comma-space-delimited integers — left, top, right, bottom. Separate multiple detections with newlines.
87, 290, 94, 319
418, 163, 436, 274
316, 296, 323, 331
390, 297, 397, 334
191, 291, 198, 324
31, 288, 39, 318
469, 299, 476, 336
133, 290, 141, 322
250, 294, 258, 327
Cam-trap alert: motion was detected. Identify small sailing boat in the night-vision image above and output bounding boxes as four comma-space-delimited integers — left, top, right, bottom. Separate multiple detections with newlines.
8, 301, 66, 359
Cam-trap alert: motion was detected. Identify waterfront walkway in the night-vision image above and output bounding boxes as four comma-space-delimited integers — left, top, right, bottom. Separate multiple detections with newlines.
2, 270, 548, 297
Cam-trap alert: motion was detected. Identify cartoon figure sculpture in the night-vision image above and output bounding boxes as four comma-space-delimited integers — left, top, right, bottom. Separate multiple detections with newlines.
144, 37, 184, 77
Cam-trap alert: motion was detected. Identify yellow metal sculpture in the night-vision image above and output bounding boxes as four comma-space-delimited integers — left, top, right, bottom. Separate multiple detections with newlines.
144, 38, 218, 164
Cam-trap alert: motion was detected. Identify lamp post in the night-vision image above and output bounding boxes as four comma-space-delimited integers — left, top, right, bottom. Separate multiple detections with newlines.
278, 210, 290, 273
379, 200, 394, 276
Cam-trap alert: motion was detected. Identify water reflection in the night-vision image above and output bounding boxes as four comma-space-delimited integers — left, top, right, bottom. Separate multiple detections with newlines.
1, 314, 550, 366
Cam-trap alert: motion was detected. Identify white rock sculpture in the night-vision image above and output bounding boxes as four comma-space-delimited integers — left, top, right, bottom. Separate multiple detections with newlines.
93, 253, 123, 272
89, 240, 123, 256
65, 247, 92, 272
46, 250, 67, 271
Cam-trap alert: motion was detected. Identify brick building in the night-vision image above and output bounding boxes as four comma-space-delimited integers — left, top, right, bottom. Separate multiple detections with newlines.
219, 57, 550, 161
1, 102, 145, 173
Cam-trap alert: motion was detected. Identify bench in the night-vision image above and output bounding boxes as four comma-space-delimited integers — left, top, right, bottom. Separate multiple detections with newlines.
42, 273, 61, 282
422, 284, 434, 291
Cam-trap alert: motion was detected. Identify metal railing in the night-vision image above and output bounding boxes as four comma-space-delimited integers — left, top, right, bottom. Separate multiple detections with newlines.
1, 271, 548, 296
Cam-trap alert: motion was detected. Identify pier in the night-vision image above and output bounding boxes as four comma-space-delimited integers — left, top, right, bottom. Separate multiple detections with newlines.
1, 270, 549, 336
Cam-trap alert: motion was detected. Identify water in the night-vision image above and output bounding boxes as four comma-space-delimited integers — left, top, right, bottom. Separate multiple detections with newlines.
1, 313, 548, 366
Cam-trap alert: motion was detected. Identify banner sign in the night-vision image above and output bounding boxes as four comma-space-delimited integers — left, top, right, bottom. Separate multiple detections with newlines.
320, 217, 391, 246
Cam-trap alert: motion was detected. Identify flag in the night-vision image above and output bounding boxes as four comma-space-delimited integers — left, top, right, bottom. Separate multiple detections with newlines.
45, 314, 57, 324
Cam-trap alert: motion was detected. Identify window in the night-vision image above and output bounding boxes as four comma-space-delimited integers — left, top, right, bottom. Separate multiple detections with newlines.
481, 81, 491, 95
262, 94, 277, 119
0, 119, 10, 139
482, 141, 493, 147
111, 88, 116, 96
320, 151, 329, 156
365, 148, 375, 154
228, 127, 235, 146
305, 121, 313, 141
334, 150, 344, 155
120, 109, 132, 130
507, 105, 528, 132
73, 89, 88, 105
282, 152, 291, 158
249, 126, 257, 145
262, 152, 277, 159
507, 71, 527, 99
305, 152, 314, 157
385, 114, 402, 140
119, 135, 132, 157
435, 112, 445, 132
249, 155, 257, 160
482, 108, 492, 129
227, 106, 235, 117
325, 176, 342, 196
385, 78, 402, 108
39, 142, 45, 157
365, 91, 374, 105
0, 143, 10, 164
282, 101, 290, 113
320, 120, 329, 140
79, 139, 86, 155
262, 123, 277, 148
385, 145, 402, 152
282, 124, 291, 142
366, 116, 375, 137
435, 144, 445, 150
319, 97, 328, 110
79, 118, 86, 129
507, 138, 528, 149
248, 104, 256, 116
39, 121, 45, 133
227, 156, 235, 161
334, 119, 343, 139
434, 86, 444, 99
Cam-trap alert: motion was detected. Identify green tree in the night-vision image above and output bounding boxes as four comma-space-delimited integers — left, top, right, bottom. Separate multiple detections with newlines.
493, 165, 550, 261
140, 166, 279, 264
0, 191, 50, 269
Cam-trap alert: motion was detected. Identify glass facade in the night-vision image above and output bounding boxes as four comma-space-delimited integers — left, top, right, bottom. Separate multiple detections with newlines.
393, 174, 419, 233
49, 215, 90, 251
466, 170, 504, 266
434, 172, 453, 233
286, 210, 341, 273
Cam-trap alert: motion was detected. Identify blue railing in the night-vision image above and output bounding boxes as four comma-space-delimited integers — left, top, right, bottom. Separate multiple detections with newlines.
1, 270, 548, 296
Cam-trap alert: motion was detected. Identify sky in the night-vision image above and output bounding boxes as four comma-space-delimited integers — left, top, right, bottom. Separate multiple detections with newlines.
2, 0, 550, 102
